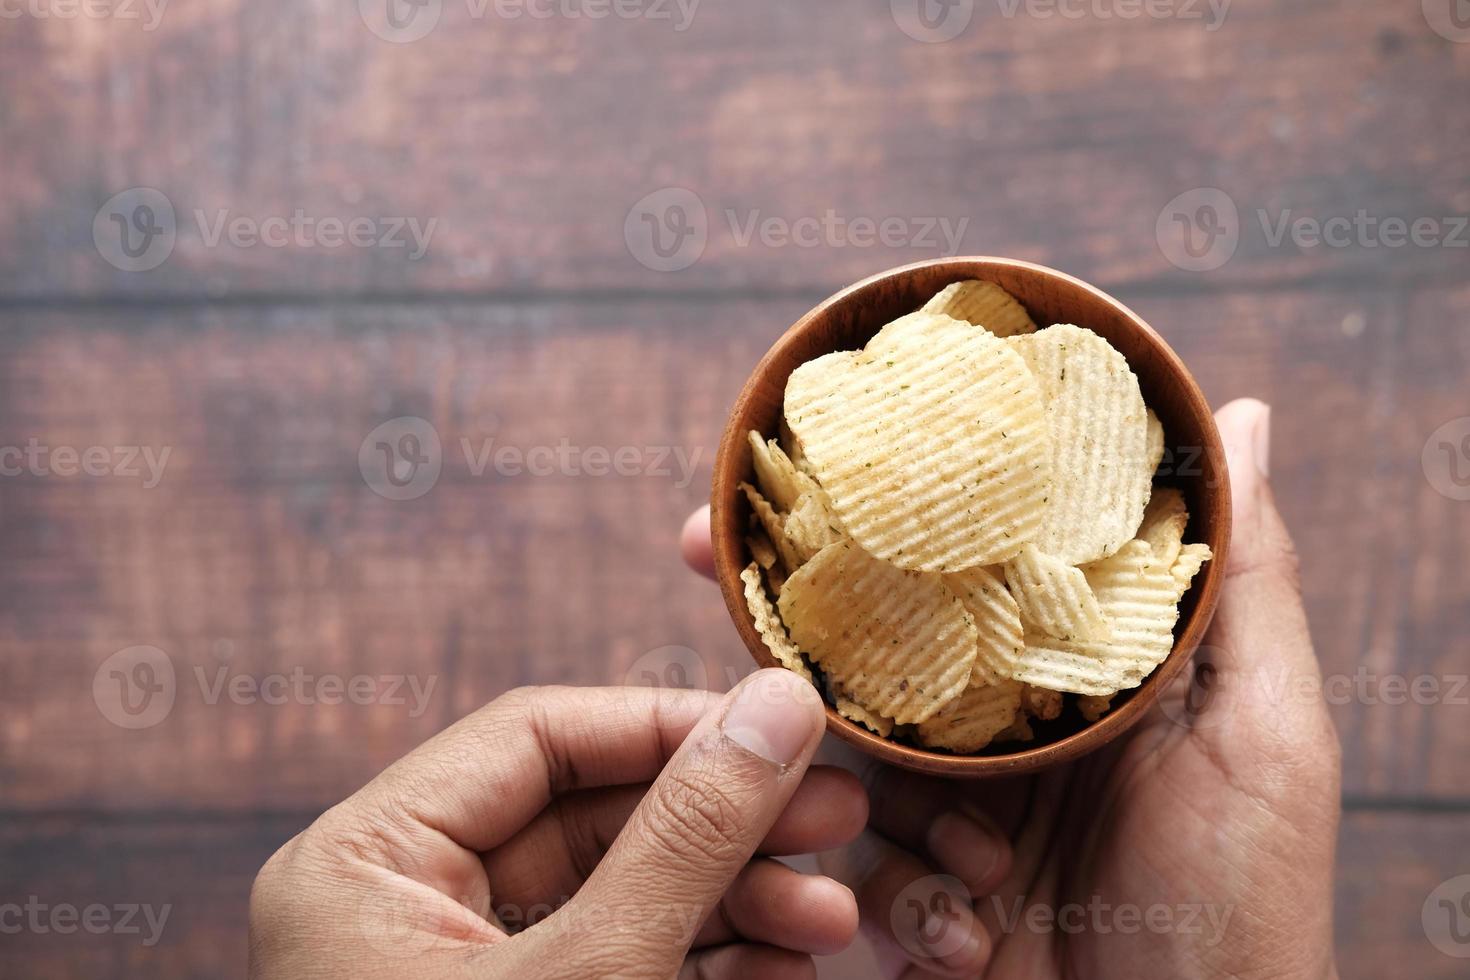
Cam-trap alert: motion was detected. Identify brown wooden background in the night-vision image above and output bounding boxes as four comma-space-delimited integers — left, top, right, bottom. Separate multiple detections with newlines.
2, 1, 1468, 977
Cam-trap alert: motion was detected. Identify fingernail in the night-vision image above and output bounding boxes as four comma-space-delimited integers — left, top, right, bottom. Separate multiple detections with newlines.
927, 811, 1007, 893
1253, 402, 1272, 477
722, 669, 820, 765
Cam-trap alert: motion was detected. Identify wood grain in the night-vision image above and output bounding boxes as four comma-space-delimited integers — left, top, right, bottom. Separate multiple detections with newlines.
2, 811, 1463, 980
0, 0, 1466, 299
0, 285, 1464, 808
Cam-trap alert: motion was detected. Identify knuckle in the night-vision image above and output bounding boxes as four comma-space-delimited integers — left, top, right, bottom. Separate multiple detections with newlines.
644, 769, 746, 865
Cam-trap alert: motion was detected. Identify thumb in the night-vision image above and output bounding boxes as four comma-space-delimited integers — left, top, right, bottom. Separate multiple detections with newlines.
1189, 398, 1337, 758
536, 668, 827, 973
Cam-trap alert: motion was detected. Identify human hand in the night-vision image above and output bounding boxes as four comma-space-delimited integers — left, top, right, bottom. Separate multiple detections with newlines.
249, 670, 867, 979
680, 398, 1342, 979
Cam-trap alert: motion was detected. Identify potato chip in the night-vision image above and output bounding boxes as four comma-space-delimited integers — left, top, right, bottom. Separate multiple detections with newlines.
740, 562, 812, 683
785, 313, 1051, 572
1009, 325, 1152, 565
1171, 543, 1213, 592
836, 695, 895, 737
740, 481, 802, 573
1138, 486, 1188, 569
778, 417, 813, 474
1020, 683, 1063, 721
1146, 409, 1165, 476
778, 540, 977, 724
1003, 544, 1111, 642
993, 708, 1035, 743
921, 280, 1037, 338
748, 429, 815, 513
1077, 694, 1113, 723
916, 679, 1024, 752
746, 529, 778, 571
942, 565, 1025, 685
1006, 538, 1211, 696
783, 489, 847, 562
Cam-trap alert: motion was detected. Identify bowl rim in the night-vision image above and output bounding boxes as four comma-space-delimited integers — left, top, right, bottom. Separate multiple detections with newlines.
711, 256, 1232, 777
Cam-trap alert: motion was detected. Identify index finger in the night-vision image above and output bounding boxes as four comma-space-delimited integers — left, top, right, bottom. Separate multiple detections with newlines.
347, 685, 722, 852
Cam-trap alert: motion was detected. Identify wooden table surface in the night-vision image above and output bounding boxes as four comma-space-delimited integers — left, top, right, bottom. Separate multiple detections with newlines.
2, 2, 1468, 976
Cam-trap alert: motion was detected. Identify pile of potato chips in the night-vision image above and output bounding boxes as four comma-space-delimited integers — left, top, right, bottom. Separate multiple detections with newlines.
739, 280, 1212, 753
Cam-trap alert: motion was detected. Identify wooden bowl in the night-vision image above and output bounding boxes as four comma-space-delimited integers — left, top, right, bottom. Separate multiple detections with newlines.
711, 257, 1231, 778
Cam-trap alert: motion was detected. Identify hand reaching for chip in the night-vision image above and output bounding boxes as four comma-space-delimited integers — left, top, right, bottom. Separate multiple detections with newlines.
681, 398, 1343, 979
248, 671, 866, 979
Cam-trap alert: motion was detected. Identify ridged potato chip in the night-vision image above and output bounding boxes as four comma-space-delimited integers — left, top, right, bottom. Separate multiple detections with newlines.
1171, 543, 1213, 591
916, 679, 1024, 752
778, 540, 977, 724
994, 708, 1035, 743
748, 429, 815, 513
1009, 325, 1152, 565
740, 562, 812, 683
1020, 683, 1063, 721
1077, 694, 1113, 723
746, 529, 778, 571
1138, 486, 1189, 569
836, 695, 894, 737
1146, 409, 1166, 475
783, 489, 847, 562
1007, 539, 1212, 696
942, 565, 1025, 685
741, 482, 802, 573
1003, 544, 1111, 642
921, 280, 1037, 338
785, 313, 1051, 572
